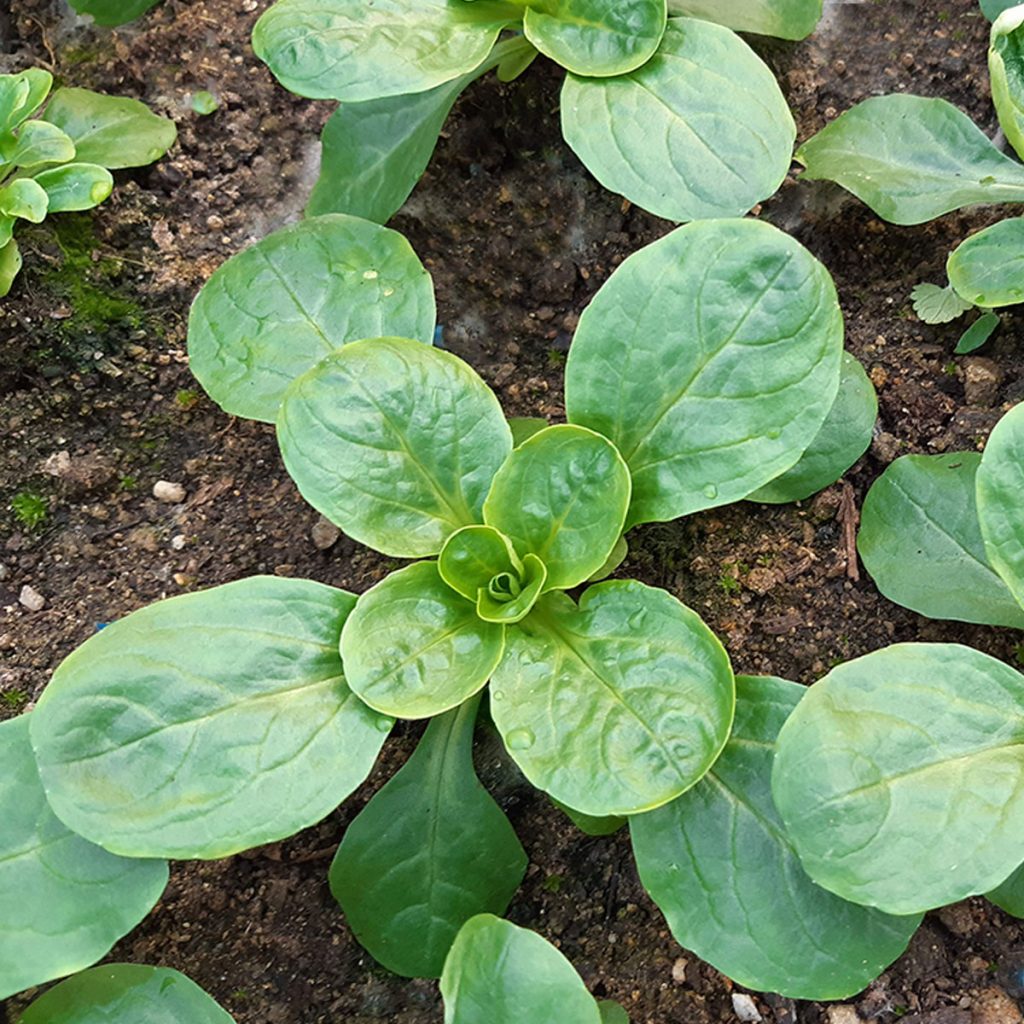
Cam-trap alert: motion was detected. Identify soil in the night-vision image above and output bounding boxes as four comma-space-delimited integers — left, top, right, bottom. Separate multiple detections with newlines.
2, 1, 1023, 1023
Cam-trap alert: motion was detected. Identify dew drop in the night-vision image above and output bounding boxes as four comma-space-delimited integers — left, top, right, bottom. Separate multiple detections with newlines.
89, 182, 109, 203
491, 689, 505, 701
702, 484, 718, 500
382, 287, 395, 297
363, 269, 379, 280
374, 715, 395, 733
506, 728, 535, 751
766, 428, 781, 440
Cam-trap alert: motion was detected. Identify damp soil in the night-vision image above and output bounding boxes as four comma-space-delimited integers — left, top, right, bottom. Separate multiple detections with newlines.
2, 1, 1024, 1022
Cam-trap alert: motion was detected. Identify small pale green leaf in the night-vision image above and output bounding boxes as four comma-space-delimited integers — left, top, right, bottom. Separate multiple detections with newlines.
911, 281, 973, 324
0, 716, 168, 1001
562, 18, 795, 222
859, 452, 1024, 629
278, 337, 510, 557
667, 0, 822, 39
0, 215, 12, 248
797, 95, 1024, 225
67, 0, 163, 26
749, 352, 877, 504
948, 217, 1024, 307
33, 163, 114, 212
991, 6, 1024, 160
632, 675, 921, 1000
0, 120, 75, 167
597, 1003, 630, 1024
566, 219, 843, 528
497, 40, 539, 81
588, 535, 627, 582
988, 861, 1024, 917
476, 553, 547, 624
523, 0, 666, 77
552, 797, 626, 836
977, 402, 1024, 608
0, 74, 31, 134
509, 416, 549, 447
956, 311, 1001, 354
17, 964, 234, 1023
441, 915, 602, 1024
0, 178, 49, 223
340, 561, 505, 719
491, 581, 734, 817
439, 524, 523, 602
42, 87, 176, 169
331, 695, 527, 978
483, 424, 631, 590
253, 0, 523, 102
30, 576, 386, 860
0, 238, 21, 298
188, 215, 436, 423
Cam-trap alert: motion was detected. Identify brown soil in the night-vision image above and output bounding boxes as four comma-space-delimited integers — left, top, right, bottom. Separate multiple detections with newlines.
2, 1, 1024, 1023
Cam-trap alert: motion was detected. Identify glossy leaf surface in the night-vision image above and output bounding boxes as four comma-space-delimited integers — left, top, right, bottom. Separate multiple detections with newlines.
797, 95, 1024, 224
562, 19, 794, 223
32, 163, 113, 212
667, 0, 822, 39
491, 581, 734, 816
476, 554, 548, 625
632, 676, 921, 1000
31, 577, 386, 859
0, 120, 75, 166
188, 215, 435, 422
0, 238, 21, 297
858, 453, 1024, 629
279, 338, 510, 557
0, 178, 48, 223
566, 219, 842, 528
991, 6, 1024, 160
67, 0, 162, 25
773, 644, 1024, 914
330, 696, 526, 977
439, 525, 523, 601
0, 717, 168, 1001
0, 69, 51, 133
948, 217, 1024, 308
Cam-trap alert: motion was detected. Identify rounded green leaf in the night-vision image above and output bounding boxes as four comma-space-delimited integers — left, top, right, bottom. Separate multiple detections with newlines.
439, 524, 523, 601
0, 70, 52, 133
0, 716, 168, 1001
252, 0, 522, 102
666, 0, 822, 40
772, 643, 1024, 915
988, 861, 1024, 917
796, 95, 1024, 225
990, 6, 1024, 161
32, 163, 114, 212
331, 696, 527, 978
977, 402, 1024, 608
18, 964, 234, 1023
491, 581, 734, 816
0, 178, 48, 223
956, 311, 1002, 354
0, 120, 75, 167
948, 217, 1024, 308
30, 576, 386, 860
858, 452, 1024, 629
0, 238, 22, 298
749, 352, 877, 504
188, 215, 436, 423
341, 561, 505, 719
483, 424, 631, 590
523, 0, 666, 76
561, 18, 795, 222
67, 0, 163, 26
632, 675, 921, 1000
565, 219, 843, 528
278, 337, 510, 557
441, 915, 602, 1024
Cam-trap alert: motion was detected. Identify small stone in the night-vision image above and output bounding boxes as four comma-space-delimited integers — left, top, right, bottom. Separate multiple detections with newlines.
173, 572, 195, 587
936, 901, 977, 937
19, 585, 45, 612
153, 480, 186, 503
826, 1008, 861, 1024
671, 957, 688, 984
732, 993, 762, 1022
745, 567, 777, 596
311, 515, 341, 550
171, 534, 187, 551
972, 987, 1024, 1024
963, 357, 1003, 408
127, 526, 160, 553
871, 431, 901, 464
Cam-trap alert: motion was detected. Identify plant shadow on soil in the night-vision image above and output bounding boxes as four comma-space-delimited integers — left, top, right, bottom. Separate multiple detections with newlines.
2, 1, 1024, 1022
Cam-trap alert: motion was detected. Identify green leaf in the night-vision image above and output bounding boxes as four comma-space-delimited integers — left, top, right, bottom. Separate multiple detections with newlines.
188, 215, 436, 423
948, 217, 1024, 308
278, 337, 510, 557
561, 18, 795, 222
983, 0, 1022, 19
330, 695, 527, 978
0, 120, 75, 166
667, 0, 822, 39
631, 675, 921, 1000
597, 1003, 630, 1024
858, 453, 1024, 629
252, 0, 523, 102
483, 424, 631, 590
497, 40, 539, 81
0, 716, 168, 1001
991, 6, 1024, 160
587, 535, 628, 582
797, 95, 1024, 225
0, 177, 48, 224
476, 555, 548, 624
491, 581, 734, 816
30, 576, 387, 860
508, 417, 549, 447
988, 861, 1024, 917
910, 282, 973, 324
956, 311, 1001, 354
440, 524, 524, 601
0, 70, 51, 134
441, 915, 602, 1024
522, 0, 666, 76
551, 797, 626, 836
748, 352, 877, 504
42, 87, 176, 169
566, 219, 843, 528
773, 643, 1024, 915
977, 402, 1024, 609
340, 561, 505, 719
17, 964, 234, 1023
0, 238, 21, 298
32, 163, 114, 212
67, 0, 163, 26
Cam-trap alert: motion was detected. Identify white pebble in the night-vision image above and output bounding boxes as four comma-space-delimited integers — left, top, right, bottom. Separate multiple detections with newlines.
171, 534, 187, 551
19, 585, 46, 612
153, 480, 186, 503
732, 993, 762, 1023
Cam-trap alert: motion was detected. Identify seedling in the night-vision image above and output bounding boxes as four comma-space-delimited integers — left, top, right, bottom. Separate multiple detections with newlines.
10, 489, 48, 530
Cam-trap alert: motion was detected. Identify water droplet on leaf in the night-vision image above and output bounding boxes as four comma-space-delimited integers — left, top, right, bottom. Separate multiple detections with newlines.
374, 715, 395, 733
506, 728, 535, 751
702, 484, 718, 500
767, 428, 781, 440
363, 269, 379, 280
491, 689, 505, 701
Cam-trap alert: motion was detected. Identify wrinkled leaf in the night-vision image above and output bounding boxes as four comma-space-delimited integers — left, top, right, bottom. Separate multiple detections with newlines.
491, 581, 734, 816
67, 0, 163, 26
32, 163, 114, 212
991, 6, 1024, 160
797, 95, 1024, 225
476, 554, 548, 625
0, 178, 48, 223
956, 311, 1001, 354
0, 238, 21, 297
667, 0, 822, 39
632, 675, 921, 1000
911, 281, 973, 324
189, 215, 435, 422
988, 861, 1024, 917
439, 524, 523, 601
0, 717, 168, 1001
278, 337, 510, 557
31, 577, 386, 860
330, 695, 527, 977
562, 18, 794, 222
858, 453, 1024, 629
566, 219, 842, 528
772, 643, 1024, 914
948, 217, 1024, 307
0, 120, 75, 167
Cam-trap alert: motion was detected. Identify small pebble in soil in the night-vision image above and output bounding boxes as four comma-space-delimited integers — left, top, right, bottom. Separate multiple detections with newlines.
963, 357, 1004, 408
153, 480, 187, 503
19, 585, 46, 611
671, 957, 688, 984
171, 534, 187, 551
731, 993, 762, 1022
826, 1008, 860, 1024
311, 515, 341, 550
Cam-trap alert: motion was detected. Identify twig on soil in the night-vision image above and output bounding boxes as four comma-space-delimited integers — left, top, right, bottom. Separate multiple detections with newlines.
837, 482, 860, 583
